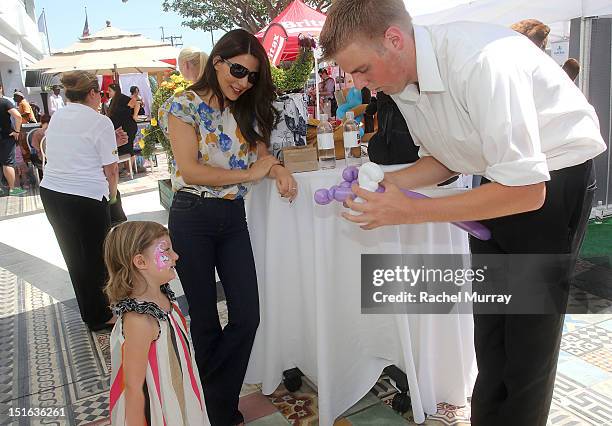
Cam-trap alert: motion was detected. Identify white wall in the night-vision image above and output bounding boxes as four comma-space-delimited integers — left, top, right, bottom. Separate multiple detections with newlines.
0, 0, 44, 97
0, 63, 26, 95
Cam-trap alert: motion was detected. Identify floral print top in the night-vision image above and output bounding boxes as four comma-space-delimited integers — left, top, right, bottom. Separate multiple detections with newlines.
158, 89, 258, 199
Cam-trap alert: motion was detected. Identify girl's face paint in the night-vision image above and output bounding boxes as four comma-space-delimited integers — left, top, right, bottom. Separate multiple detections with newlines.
154, 240, 172, 271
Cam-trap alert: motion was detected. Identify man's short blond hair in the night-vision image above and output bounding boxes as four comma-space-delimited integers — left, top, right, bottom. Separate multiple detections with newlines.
320, 0, 412, 59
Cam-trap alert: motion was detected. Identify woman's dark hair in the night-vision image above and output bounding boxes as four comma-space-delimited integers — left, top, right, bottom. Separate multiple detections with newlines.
189, 29, 278, 148
130, 86, 139, 95
107, 83, 122, 117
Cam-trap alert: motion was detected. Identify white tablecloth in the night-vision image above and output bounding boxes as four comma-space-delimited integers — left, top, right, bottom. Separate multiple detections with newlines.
244, 167, 477, 425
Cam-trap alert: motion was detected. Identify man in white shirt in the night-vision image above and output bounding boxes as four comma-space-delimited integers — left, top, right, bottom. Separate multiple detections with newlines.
48, 85, 65, 116
320, 1, 606, 425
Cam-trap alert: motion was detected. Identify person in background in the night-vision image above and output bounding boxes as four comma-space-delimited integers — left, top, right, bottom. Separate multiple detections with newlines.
0, 87, 26, 196
108, 83, 137, 175
40, 70, 127, 332
13, 91, 37, 123
30, 113, 50, 178
318, 68, 337, 117
129, 86, 145, 117
160, 29, 296, 426
563, 58, 580, 82
365, 91, 419, 165
49, 85, 65, 116
178, 47, 209, 83
0, 84, 14, 106
510, 18, 550, 50
13, 137, 29, 190
100, 90, 110, 116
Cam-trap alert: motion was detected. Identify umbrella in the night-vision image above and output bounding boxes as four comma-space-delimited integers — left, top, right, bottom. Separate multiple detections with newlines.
27, 22, 179, 75
44, 59, 174, 75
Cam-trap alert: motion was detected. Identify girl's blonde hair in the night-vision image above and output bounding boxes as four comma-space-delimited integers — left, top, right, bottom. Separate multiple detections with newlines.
178, 47, 209, 81
104, 221, 169, 304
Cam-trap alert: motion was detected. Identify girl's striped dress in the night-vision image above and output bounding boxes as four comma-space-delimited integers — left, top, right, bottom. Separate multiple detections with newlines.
109, 284, 209, 426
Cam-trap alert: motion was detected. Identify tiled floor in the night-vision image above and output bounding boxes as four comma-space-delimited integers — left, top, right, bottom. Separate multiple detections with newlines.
0, 154, 170, 220
0, 173, 611, 425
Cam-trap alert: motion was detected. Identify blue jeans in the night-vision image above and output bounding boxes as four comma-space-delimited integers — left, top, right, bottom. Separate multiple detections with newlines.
168, 191, 260, 426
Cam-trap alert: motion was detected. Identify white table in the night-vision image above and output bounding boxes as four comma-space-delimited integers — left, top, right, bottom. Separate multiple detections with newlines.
244, 166, 477, 425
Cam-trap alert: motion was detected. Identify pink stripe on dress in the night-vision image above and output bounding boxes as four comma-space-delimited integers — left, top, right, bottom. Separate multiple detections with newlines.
148, 341, 167, 426
109, 344, 125, 413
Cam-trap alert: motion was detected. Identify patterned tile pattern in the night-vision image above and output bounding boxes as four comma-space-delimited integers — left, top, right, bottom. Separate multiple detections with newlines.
561, 332, 605, 356
0, 155, 170, 220
71, 394, 109, 425
580, 348, 612, 373
567, 287, 612, 314
1, 215, 612, 426
268, 383, 318, 426
425, 403, 471, 425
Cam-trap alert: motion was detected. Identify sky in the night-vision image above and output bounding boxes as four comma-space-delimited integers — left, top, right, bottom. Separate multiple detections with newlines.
35, 0, 225, 54
34, 0, 472, 54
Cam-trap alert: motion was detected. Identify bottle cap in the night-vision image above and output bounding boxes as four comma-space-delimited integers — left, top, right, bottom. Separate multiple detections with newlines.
319, 113, 328, 122
346, 111, 354, 120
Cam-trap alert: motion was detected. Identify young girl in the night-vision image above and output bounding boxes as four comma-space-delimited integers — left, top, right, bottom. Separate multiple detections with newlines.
104, 221, 209, 426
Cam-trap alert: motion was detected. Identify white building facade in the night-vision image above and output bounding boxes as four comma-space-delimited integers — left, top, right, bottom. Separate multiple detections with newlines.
0, 0, 45, 95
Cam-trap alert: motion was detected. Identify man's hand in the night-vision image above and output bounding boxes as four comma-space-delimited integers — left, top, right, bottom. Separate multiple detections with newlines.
9, 131, 19, 141
342, 181, 420, 230
115, 127, 128, 147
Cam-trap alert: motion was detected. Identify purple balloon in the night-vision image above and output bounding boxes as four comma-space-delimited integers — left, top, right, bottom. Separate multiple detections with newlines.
342, 166, 359, 183
329, 185, 339, 199
314, 189, 332, 205
334, 186, 354, 202
314, 181, 491, 240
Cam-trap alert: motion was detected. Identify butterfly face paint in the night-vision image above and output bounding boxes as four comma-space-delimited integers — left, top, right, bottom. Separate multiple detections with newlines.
154, 241, 172, 271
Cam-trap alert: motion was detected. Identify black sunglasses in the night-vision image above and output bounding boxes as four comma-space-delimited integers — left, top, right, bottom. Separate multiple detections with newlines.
222, 58, 259, 84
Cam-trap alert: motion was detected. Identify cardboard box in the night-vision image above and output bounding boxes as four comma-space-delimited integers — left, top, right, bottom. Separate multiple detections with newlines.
282, 145, 319, 173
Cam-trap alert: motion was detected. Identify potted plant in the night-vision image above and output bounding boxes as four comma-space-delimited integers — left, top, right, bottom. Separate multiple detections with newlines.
270, 36, 315, 94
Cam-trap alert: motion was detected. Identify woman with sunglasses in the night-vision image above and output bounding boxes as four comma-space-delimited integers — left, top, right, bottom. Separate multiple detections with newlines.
159, 29, 297, 426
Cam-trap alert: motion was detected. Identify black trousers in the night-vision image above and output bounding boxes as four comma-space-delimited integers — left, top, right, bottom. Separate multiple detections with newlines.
40, 187, 113, 328
469, 160, 595, 426
168, 192, 260, 426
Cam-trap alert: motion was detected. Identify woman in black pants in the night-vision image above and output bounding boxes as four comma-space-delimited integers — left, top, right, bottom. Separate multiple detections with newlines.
40, 71, 123, 331
159, 29, 297, 426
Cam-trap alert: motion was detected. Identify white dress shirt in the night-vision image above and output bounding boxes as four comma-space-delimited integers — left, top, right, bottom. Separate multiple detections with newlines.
48, 93, 65, 115
41, 103, 118, 200
391, 22, 606, 186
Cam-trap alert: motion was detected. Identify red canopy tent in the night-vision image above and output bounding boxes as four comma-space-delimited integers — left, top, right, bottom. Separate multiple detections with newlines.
256, 0, 326, 63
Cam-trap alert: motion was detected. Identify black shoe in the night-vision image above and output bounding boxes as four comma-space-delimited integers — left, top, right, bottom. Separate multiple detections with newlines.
232, 410, 245, 426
